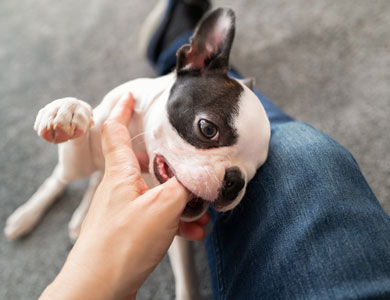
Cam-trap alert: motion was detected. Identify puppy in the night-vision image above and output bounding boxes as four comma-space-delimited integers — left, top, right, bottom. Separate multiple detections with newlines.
5, 8, 270, 300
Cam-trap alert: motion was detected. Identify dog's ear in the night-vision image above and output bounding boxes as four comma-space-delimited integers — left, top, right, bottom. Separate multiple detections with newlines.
176, 8, 235, 75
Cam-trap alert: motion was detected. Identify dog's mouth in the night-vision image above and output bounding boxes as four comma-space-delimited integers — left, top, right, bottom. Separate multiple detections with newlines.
153, 154, 209, 221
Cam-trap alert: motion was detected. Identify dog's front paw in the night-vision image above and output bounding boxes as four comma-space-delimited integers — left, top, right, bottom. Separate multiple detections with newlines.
34, 97, 94, 144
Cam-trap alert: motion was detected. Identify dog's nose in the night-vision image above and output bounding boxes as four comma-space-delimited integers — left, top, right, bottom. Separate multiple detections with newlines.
221, 167, 245, 202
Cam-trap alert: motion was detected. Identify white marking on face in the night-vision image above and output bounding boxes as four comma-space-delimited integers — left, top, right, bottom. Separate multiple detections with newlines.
220, 81, 270, 210
234, 82, 271, 179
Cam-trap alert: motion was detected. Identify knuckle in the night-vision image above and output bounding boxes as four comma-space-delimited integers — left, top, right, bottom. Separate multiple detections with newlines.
126, 169, 143, 183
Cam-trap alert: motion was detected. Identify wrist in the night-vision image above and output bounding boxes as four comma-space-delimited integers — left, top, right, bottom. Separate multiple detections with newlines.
41, 271, 137, 300
39, 236, 124, 300
39, 235, 142, 300
39, 258, 114, 300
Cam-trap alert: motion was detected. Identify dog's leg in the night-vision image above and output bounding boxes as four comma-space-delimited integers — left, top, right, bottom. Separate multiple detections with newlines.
4, 165, 69, 240
168, 236, 202, 300
5, 97, 96, 240
68, 171, 103, 242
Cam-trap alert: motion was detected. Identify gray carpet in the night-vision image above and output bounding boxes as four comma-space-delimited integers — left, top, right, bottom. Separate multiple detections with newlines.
1, 0, 389, 299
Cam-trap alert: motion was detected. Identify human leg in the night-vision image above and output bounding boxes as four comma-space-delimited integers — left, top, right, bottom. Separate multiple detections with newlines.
206, 122, 390, 299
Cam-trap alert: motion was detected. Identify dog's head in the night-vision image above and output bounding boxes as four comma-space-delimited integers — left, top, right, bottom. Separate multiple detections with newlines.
146, 8, 270, 221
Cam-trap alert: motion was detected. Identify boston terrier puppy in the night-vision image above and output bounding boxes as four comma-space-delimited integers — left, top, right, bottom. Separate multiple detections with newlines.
5, 8, 270, 300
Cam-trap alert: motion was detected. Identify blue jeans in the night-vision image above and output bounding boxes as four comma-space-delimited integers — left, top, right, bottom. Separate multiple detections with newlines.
155, 34, 390, 299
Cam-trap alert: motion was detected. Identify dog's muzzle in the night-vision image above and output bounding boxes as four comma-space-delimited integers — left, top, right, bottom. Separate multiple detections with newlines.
213, 167, 245, 210
153, 155, 246, 220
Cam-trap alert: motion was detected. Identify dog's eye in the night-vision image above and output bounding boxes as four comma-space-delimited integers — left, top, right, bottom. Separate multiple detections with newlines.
199, 119, 219, 140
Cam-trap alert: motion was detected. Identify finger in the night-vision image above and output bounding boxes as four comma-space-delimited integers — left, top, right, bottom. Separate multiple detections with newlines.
102, 122, 140, 171
101, 93, 148, 194
101, 93, 140, 171
135, 151, 150, 173
195, 212, 210, 226
160, 177, 190, 206
136, 177, 189, 214
109, 92, 135, 126
154, 177, 189, 210
102, 92, 135, 152
178, 222, 205, 241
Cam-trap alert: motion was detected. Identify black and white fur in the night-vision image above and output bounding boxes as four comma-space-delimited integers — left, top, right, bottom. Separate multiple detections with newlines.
5, 8, 270, 299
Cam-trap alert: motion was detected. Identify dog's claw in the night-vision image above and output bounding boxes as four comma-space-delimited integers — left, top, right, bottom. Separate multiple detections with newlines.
35, 97, 93, 144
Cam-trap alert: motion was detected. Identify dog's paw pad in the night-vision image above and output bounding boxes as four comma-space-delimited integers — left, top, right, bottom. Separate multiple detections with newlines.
34, 98, 93, 144
40, 126, 84, 144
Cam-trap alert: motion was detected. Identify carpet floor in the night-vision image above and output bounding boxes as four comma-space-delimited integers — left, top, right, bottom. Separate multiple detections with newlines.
1, 0, 389, 299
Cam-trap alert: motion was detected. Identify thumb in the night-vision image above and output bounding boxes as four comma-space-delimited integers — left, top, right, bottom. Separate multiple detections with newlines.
137, 177, 189, 217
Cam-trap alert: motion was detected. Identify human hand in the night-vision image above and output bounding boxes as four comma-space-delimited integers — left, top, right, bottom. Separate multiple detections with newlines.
39, 92, 209, 300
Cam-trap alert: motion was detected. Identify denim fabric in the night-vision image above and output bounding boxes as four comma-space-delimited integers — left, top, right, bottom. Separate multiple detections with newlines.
146, 0, 177, 64
206, 122, 390, 299
155, 32, 193, 75
153, 35, 390, 299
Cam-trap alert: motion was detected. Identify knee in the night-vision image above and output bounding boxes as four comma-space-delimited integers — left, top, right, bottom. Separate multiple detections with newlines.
266, 122, 358, 179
